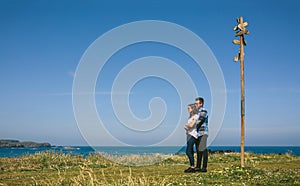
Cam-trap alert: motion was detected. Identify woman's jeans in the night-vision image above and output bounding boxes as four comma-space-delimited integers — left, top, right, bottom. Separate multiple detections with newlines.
186, 135, 197, 166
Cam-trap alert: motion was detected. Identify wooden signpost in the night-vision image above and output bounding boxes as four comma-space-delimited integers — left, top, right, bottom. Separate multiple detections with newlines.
232, 16, 250, 167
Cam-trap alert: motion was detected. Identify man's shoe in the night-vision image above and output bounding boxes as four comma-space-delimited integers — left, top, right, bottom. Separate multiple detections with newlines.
201, 168, 207, 173
184, 167, 195, 173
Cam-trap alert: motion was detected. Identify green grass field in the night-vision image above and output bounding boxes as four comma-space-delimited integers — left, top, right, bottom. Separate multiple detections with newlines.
0, 151, 299, 185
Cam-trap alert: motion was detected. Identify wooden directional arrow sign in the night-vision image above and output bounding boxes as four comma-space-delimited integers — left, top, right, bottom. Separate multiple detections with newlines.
238, 22, 248, 31
233, 39, 241, 44
234, 54, 240, 62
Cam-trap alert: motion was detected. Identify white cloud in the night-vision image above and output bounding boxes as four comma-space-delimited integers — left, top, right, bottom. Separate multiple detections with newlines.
68, 71, 75, 78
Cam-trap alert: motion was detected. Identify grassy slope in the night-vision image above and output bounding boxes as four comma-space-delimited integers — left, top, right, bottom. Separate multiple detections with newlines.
0, 152, 299, 185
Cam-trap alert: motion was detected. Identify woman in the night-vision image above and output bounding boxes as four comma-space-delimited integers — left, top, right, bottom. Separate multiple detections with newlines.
184, 103, 199, 173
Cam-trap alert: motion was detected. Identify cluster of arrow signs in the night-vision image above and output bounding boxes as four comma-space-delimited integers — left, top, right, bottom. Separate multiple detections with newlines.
233, 17, 250, 62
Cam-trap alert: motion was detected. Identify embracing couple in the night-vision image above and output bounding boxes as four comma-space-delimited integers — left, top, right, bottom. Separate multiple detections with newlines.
184, 97, 208, 173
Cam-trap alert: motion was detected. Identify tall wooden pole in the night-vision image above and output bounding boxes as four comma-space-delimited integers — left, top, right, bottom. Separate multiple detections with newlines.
233, 16, 249, 167
239, 17, 245, 167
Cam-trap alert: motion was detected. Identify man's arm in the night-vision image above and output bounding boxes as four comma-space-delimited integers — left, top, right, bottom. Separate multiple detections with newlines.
197, 110, 207, 130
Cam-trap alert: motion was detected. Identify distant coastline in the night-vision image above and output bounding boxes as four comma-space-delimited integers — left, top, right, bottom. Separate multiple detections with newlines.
0, 139, 52, 148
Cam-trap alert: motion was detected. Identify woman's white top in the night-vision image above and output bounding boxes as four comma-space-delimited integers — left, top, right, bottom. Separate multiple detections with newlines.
187, 114, 199, 139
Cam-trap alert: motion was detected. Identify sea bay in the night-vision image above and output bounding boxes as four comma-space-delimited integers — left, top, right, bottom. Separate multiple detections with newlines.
0, 146, 299, 157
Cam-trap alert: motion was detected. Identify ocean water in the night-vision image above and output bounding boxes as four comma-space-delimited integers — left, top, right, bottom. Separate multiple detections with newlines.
0, 146, 299, 158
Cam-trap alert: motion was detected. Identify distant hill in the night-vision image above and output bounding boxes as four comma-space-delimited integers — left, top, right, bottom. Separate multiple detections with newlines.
0, 139, 52, 148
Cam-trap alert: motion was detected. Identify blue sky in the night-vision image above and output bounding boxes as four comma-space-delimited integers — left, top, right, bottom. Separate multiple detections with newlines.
0, 0, 299, 146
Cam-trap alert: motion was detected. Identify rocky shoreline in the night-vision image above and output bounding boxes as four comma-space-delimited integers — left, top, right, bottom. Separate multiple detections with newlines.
0, 139, 52, 148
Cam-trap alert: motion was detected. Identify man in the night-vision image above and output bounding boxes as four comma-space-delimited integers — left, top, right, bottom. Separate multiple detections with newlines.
195, 97, 208, 172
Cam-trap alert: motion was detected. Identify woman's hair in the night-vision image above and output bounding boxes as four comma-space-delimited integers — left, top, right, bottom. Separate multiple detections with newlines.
188, 103, 198, 118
